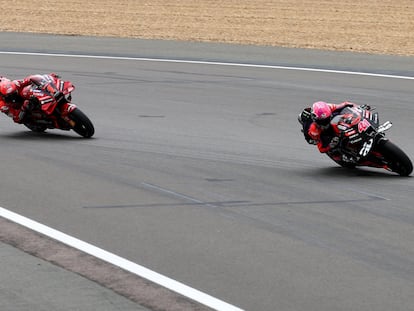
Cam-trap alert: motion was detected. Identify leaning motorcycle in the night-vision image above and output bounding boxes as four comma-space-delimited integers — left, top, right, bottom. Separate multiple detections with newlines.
304, 105, 412, 176
18, 74, 94, 138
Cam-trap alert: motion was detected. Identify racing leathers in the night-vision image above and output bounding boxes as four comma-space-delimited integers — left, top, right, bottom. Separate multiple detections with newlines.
0, 74, 59, 124
299, 101, 355, 153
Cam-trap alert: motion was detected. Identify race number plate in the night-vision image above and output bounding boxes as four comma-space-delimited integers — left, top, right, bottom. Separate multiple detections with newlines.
359, 138, 374, 157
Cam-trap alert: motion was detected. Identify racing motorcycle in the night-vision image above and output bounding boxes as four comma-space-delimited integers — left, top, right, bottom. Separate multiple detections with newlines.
301, 105, 413, 176
16, 74, 93, 138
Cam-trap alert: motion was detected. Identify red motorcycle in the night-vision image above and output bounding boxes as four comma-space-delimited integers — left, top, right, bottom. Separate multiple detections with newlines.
20, 74, 94, 138
327, 105, 412, 176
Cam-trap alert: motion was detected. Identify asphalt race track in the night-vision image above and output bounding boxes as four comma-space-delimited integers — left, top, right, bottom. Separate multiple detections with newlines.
1, 33, 414, 311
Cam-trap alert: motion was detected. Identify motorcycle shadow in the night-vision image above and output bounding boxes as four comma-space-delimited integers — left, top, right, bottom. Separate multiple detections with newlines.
316, 166, 406, 178
0, 130, 88, 140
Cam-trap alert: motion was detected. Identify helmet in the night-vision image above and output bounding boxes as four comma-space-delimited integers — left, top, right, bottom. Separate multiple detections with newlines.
0, 78, 18, 103
311, 101, 332, 128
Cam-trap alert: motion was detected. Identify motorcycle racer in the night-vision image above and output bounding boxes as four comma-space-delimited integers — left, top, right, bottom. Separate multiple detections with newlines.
0, 73, 61, 124
299, 101, 412, 175
298, 101, 356, 155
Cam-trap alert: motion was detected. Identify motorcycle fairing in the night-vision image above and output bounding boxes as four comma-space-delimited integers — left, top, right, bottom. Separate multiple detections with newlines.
329, 107, 393, 169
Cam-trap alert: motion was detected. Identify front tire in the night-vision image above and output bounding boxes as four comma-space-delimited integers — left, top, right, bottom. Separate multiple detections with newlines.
378, 140, 413, 176
69, 108, 94, 138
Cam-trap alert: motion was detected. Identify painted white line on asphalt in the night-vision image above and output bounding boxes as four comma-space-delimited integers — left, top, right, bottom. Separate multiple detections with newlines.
0, 51, 413, 80
0, 206, 245, 311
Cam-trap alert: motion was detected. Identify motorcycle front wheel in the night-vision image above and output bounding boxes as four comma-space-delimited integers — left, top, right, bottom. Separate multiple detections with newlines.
378, 140, 413, 176
69, 108, 95, 138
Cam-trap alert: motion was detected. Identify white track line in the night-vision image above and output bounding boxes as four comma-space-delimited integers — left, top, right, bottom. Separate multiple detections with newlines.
0, 207, 244, 311
0, 51, 413, 80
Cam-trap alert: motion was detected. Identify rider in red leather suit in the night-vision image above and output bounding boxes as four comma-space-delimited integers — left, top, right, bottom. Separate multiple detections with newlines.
299, 101, 355, 153
0, 74, 59, 123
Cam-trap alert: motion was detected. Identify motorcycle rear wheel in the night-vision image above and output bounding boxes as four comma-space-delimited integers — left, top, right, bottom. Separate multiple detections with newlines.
69, 108, 95, 138
378, 140, 413, 176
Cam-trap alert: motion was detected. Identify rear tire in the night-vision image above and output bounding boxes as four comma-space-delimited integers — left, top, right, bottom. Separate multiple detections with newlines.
378, 140, 413, 176
69, 108, 94, 138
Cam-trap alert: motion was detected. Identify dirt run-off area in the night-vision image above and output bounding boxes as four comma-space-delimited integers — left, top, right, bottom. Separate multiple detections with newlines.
0, 0, 413, 56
